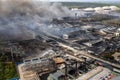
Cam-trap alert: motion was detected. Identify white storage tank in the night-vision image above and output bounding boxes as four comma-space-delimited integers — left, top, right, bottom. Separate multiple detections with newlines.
84, 7, 95, 12
110, 6, 120, 11
94, 7, 104, 13
102, 6, 111, 10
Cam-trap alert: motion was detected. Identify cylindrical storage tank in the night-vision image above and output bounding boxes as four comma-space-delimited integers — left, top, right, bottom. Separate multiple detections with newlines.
102, 6, 111, 10
84, 7, 95, 12
63, 34, 69, 39
110, 6, 120, 11
94, 7, 104, 13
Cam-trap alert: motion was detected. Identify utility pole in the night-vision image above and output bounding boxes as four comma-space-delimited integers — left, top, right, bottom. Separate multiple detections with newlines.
64, 62, 68, 80
75, 60, 78, 77
11, 47, 14, 62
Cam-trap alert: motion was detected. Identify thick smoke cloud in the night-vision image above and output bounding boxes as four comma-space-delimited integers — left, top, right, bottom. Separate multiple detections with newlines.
0, 0, 70, 40
0, 0, 70, 18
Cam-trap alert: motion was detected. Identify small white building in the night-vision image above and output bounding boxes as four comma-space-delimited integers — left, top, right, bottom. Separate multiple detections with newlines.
83, 42, 93, 47
76, 66, 111, 80
114, 32, 119, 37
63, 34, 69, 39
99, 30, 107, 35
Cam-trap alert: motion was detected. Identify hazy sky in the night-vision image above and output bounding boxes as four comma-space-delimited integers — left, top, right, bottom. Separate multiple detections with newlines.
40, 0, 120, 2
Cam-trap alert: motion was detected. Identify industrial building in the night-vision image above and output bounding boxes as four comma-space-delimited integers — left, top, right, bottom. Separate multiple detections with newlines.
0, 2, 119, 80
76, 66, 112, 80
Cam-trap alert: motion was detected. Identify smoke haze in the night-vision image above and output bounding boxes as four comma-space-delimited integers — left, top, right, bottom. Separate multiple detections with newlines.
0, 0, 70, 40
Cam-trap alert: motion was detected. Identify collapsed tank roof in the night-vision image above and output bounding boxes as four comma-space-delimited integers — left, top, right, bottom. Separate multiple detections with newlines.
84, 8, 95, 12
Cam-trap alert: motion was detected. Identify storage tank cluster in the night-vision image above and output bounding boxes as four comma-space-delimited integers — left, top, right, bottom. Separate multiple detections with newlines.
83, 6, 120, 14
70, 6, 120, 17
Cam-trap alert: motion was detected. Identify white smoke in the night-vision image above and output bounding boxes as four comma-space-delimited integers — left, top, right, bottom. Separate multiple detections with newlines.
0, 0, 70, 17
0, 0, 71, 40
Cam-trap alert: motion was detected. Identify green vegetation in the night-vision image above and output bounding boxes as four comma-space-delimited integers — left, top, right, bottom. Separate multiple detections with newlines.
114, 3, 120, 8
60, 2, 120, 8
61, 2, 111, 8
0, 62, 18, 80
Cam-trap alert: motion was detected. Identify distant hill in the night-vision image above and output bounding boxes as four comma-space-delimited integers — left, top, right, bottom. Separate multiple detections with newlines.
60, 2, 120, 8
103, 1, 120, 4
